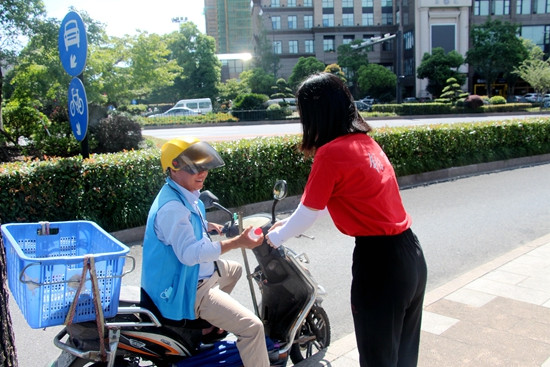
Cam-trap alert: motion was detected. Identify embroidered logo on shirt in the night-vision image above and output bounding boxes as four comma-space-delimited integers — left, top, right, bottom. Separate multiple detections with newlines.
368, 153, 385, 173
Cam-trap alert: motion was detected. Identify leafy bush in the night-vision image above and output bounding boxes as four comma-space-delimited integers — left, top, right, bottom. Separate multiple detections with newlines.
489, 96, 507, 105
90, 112, 143, 153
232, 93, 269, 110
2, 118, 550, 232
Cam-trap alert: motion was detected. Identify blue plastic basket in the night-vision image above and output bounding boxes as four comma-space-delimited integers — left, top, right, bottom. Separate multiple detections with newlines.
1, 220, 129, 329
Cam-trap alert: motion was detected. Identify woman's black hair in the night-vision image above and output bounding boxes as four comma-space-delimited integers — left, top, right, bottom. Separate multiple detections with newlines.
296, 73, 372, 155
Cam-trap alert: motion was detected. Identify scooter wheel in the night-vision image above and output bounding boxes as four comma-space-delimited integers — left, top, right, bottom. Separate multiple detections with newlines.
289, 305, 331, 364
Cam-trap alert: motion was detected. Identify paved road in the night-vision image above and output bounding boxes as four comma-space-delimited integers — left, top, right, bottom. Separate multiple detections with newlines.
10, 162, 550, 366
142, 113, 550, 142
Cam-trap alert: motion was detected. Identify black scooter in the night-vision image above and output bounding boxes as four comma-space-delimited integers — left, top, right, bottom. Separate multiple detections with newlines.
50, 180, 330, 367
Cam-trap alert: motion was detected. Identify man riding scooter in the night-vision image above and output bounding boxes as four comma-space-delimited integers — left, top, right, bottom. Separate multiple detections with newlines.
141, 136, 272, 367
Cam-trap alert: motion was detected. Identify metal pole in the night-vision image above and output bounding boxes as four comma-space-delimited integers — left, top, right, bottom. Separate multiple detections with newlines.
238, 212, 260, 317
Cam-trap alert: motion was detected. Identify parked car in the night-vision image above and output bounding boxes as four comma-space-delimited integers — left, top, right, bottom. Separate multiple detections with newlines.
403, 97, 419, 103
361, 97, 378, 105
523, 93, 542, 103
543, 94, 550, 108
354, 101, 372, 111
148, 107, 199, 118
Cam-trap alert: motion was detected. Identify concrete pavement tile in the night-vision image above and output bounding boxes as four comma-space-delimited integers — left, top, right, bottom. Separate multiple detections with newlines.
482, 269, 528, 285
444, 288, 496, 307
421, 311, 459, 335
426, 298, 524, 332
466, 277, 550, 305
419, 330, 484, 367
441, 320, 550, 366
480, 297, 550, 325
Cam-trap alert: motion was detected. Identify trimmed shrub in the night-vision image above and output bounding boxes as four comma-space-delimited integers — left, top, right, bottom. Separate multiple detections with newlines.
489, 96, 507, 105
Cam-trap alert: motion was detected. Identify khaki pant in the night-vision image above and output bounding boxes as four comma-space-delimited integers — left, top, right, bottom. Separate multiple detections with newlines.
195, 259, 270, 367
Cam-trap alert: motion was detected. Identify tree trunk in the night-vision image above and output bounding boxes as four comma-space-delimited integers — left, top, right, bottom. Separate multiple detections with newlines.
0, 230, 18, 366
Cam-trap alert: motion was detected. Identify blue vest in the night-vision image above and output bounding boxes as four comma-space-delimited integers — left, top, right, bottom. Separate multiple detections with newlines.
141, 177, 205, 320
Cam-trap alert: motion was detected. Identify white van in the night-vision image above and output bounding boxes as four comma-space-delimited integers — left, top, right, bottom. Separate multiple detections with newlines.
174, 98, 213, 114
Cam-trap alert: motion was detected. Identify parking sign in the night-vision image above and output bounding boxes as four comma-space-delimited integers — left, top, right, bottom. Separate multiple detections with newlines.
58, 11, 88, 77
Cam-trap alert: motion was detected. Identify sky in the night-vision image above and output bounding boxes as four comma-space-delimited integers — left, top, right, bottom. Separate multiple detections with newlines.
43, 0, 206, 37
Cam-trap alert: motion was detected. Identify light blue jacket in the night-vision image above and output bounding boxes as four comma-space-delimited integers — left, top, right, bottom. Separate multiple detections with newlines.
141, 177, 204, 320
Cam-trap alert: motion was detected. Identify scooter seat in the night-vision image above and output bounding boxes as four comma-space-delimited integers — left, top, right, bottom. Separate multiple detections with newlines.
140, 288, 212, 329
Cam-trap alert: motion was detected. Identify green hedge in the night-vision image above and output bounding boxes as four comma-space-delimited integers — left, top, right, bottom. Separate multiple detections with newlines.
1, 118, 550, 232
372, 102, 533, 115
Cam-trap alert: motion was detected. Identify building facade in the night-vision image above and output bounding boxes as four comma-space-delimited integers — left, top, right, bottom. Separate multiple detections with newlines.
205, 0, 550, 98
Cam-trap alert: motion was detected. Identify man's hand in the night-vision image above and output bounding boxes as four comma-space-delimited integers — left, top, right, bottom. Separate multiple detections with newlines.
207, 222, 224, 235
219, 226, 264, 254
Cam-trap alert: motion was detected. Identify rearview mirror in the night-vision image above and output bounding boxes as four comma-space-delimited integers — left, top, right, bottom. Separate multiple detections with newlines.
273, 180, 288, 201
199, 190, 219, 209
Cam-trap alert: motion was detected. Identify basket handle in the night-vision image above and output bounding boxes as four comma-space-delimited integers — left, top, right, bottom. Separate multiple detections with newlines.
19, 255, 136, 286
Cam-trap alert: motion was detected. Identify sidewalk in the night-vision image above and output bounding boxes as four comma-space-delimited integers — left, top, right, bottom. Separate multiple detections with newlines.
294, 233, 550, 367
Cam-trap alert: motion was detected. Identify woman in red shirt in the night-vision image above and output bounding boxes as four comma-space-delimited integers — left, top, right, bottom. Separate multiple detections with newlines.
267, 73, 427, 367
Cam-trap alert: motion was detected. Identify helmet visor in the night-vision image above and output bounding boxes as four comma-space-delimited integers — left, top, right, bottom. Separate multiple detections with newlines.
173, 141, 225, 174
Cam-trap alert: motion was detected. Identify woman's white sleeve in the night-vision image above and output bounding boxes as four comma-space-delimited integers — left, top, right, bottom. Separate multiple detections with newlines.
267, 202, 326, 248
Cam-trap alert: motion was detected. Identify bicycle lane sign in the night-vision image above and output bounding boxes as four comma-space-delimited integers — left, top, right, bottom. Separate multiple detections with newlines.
68, 77, 88, 142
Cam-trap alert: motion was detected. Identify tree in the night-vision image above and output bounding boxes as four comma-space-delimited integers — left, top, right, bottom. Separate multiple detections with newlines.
0, 0, 45, 132
166, 22, 221, 102
253, 30, 280, 77
324, 63, 346, 83
439, 77, 469, 104
240, 67, 275, 95
288, 57, 325, 90
337, 40, 369, 97
270, 78, 294, 99
416, 47, 465, 98
465, 20, 527, 97
127, 32, 181, 103
513, 58, 550, 104
218, 78, 250, 109
357, 63, 397, 102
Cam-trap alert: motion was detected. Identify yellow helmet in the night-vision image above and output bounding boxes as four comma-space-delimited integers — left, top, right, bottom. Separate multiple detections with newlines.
160, 136, 225, 173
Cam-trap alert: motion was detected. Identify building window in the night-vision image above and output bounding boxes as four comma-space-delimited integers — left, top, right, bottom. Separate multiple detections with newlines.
381, 0, 392, 6
474, 0, 490, 15
431, 24, 455, 52
362, 0, 373, 6
304, 0, 312, 6
342, 0, 353, 7
534, 0, 550, 13
343, 35, 355, 44
305, 39, 314, 53
323, 14, 334, 26
322, 0, 334, 8
342, 13, 354, 26
273, 41, 282, 54
271, 16, 281, 30
272, 0, 280, 7
288, 0, 296, 6
289, 40, 298, 53
362, 13, 374, 25
516, 0, 531, 14
521, 25, 550, 50
381, 13, 393, 25
404, 58, 414, 76
493, 0, 510, 14
304, 15, 313, 28
288, 15, 297, 29
404, 31, 414, 50
323, 36, 335, 51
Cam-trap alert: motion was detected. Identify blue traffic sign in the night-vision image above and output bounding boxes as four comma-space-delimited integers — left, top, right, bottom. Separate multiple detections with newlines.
68, 77, 88, 142
58, 11, 88, 77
